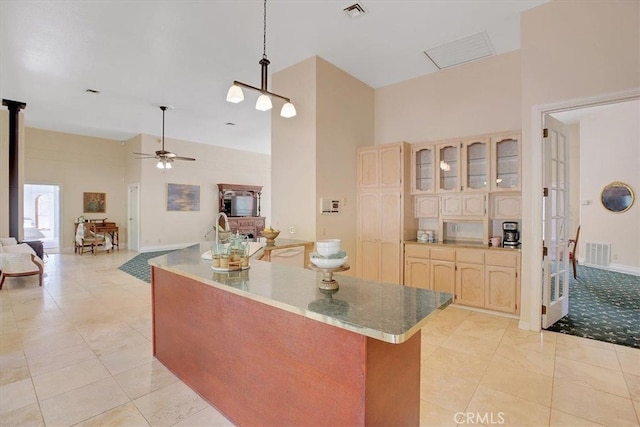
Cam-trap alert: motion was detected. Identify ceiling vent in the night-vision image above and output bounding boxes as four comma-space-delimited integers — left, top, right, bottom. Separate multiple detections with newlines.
423, 32, 494, 70
343, 3, 367, 19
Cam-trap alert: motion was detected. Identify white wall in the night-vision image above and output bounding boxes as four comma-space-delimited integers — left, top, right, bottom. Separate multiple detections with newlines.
579, 101, 640, 272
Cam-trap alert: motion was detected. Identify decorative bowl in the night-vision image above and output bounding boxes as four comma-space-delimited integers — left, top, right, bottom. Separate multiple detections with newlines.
310, 256, 348, 269
316, 239, 341, 257
262, 229, 280, 245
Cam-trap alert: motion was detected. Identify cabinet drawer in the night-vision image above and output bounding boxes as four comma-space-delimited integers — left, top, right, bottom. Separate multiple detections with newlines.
405, 244, 429, 258
456, 249, 484, 264
430, 248, 455, 261
485, 251, 518, 268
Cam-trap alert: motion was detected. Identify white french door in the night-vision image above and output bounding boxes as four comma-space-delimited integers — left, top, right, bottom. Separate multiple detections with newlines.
542, 115, 570, 328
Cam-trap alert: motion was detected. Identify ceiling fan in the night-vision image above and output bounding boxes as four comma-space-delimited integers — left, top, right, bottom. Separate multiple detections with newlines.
134, 105, 196, 169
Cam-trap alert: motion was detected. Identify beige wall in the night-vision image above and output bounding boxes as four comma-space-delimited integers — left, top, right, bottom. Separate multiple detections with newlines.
375, 50, 522, 144
131, 134, 270, 251
24, 129, 128, 250
271, 57, 317, 240
272, 56, 375, 269
579, 101, 640, 272
21, 128, 270, 253
520, 0, 640, 329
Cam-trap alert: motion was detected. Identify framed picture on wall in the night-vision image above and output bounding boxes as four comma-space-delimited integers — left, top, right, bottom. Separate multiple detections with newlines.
167, 183, 200, 211
83, 192, 106, 213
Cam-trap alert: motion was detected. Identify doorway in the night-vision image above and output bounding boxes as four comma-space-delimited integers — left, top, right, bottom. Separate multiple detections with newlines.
539, 97, 640, 345
23, 184, 60, 252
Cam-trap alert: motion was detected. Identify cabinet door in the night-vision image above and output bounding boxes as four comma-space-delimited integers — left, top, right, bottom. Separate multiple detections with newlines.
492, 194, 522, 219
379, 144, 403, 188
404, 257, 430, 289
440, 194, 461, 216
379, 192, 402, 284
430, 260, 455, 295
461, 194, 486, 216
357, 192, 379, 280
437, 143, 460, 192
485, 266, 518, 313
357, 147, 379, 188
415, 196, 439, 218
462, 139, 489, 192
491, 134, 521, 191
411, 144, 435, 194
456, 262, 485, 307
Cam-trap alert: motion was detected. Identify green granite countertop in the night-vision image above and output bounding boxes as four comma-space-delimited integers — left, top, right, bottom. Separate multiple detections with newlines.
148, 243, 452, 344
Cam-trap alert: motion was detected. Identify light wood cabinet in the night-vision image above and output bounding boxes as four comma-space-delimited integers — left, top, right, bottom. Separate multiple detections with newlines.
403, 243, 520, 314
415, 195, 439, 218
437, 143, 460, 193
411, 144, 435, 194
491, 193, 522, 219
490, 134, 521, 192
440, 194, 486, 216
462, 138, 490, 192
357, 142, 416, 285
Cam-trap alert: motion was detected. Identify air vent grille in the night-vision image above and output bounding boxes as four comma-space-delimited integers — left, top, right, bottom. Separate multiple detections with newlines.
424, 32, 494, 70
343, 3, 366, 19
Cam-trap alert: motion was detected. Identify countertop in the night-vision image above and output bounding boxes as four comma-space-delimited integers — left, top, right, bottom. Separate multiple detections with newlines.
405, 240, 521, 252
148, 243, 452, 344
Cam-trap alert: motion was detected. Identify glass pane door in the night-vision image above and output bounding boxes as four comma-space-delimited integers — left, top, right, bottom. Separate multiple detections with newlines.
415, 147, 434, 192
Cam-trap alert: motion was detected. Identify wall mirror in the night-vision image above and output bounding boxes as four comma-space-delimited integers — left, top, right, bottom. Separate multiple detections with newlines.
600, 181, 635, 213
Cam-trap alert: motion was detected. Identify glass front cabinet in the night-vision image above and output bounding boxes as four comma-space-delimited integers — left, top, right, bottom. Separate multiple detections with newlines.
437, 143, 460, 193
490, 134, 521, 191
461, 138, 489, 192
411, 144, 435, 194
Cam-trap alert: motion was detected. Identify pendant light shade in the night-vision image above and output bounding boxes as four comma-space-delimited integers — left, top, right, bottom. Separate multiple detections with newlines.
226, 84, 244, 103
157, 160, 165, 169
255, 94, 272, 111
280, 102, 296, 118
226, 0, 296, 118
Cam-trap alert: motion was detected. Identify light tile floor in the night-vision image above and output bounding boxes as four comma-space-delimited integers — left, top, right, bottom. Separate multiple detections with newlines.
1, 251, 639, 426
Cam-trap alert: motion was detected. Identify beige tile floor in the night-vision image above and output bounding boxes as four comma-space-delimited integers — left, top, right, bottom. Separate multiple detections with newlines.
0, 251, 639, 426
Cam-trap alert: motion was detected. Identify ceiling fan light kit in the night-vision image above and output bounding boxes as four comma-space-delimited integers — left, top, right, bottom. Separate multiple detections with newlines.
226, 0, 296, 118
134, 105, 196, 170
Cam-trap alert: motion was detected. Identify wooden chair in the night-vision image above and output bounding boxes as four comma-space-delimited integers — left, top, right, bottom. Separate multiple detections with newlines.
568, 225, 580, 279
77, 222, 108, 255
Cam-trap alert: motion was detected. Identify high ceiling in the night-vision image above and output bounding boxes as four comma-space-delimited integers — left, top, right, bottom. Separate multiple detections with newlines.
0, 0, 548, 154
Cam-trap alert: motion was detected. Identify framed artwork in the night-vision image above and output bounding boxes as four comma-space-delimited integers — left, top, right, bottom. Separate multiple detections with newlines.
167, 183, 200, 211
83, 192, 106, 213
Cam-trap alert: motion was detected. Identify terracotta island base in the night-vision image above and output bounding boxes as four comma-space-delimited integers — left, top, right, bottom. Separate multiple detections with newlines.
150, 243, 451, 426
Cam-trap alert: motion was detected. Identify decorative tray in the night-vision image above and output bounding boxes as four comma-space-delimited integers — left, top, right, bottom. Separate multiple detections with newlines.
211, 265, 250, 272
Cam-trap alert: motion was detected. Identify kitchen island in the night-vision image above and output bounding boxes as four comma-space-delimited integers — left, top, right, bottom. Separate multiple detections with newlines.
149, 243, 452, 426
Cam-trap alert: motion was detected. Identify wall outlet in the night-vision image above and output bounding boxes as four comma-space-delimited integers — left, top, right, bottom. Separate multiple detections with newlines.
289, 226, 297, 234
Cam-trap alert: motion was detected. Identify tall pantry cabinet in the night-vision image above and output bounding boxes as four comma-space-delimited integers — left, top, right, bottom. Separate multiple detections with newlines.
357, 142, 417, 285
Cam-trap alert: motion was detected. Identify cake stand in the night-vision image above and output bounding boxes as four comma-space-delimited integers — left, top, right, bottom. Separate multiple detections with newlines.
307, 264, 350, 290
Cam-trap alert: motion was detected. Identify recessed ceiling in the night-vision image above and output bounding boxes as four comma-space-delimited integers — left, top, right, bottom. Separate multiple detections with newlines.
0, 0, 549, 154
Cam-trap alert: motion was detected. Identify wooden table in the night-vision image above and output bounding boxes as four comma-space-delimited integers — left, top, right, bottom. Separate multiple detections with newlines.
258, 238, 314, 268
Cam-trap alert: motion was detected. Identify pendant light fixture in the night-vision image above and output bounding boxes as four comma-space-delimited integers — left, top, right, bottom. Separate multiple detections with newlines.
226, 0, 296, 118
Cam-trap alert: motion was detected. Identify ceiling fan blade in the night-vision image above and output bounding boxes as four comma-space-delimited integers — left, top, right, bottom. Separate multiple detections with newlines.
173, 156, 196, 161
133, 152, 153, 156
164, 152, 177, 158
135, 156, 156, 159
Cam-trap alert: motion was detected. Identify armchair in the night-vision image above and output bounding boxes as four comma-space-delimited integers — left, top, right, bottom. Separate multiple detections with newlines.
0, 238, 44, 289
75, 222, 111, 255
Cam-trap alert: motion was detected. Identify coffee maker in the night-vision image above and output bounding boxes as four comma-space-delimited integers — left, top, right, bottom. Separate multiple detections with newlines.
502, 222, 520, 248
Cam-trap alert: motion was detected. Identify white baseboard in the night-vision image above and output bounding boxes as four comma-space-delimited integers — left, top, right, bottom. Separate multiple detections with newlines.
583, 262, 640, 277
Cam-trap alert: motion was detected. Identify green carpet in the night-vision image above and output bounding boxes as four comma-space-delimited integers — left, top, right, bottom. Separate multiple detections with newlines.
547, 265, 640, 349
118, 250, 176, 283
